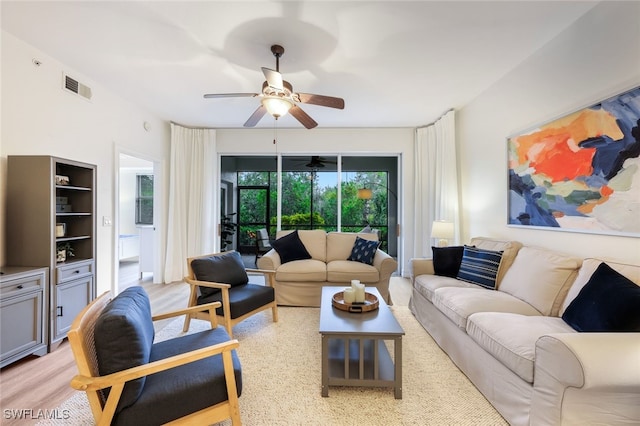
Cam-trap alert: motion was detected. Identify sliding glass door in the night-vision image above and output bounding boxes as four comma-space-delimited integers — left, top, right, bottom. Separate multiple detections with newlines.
221, 154, 399, 257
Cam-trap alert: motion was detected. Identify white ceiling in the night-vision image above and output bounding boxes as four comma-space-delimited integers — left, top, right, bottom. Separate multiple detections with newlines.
1, 1, 597, 129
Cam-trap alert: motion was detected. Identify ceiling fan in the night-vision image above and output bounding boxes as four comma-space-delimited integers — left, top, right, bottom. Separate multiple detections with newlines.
304, 156, 337, 168
204, 45, 345, 129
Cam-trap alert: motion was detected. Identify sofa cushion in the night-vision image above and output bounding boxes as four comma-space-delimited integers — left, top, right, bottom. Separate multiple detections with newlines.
327, 232, 378, 262
347, 236, 380, 265
275, 258, 327, 282
327, 260, 380, 283
432, 246, 464, 278
413, 274, 478, 302
94, 286, 155, 412
432, 286, 542, 329
271, 230, 312, 264
498, 247, 581, 316
466, 312, 575, 383
456, 246, 504, 289
469, 237, 523, 285
562, 262, 640, 332
191, 251, 249, 297
561, 258, 640, 315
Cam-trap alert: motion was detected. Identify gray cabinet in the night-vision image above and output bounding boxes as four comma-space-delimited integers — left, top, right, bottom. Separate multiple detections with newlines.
53, 260, 94, 341
0, 267, 48, 367
6, 156, 96, 353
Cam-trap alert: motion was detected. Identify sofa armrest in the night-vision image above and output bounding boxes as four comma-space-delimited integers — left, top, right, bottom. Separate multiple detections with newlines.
256, 249, 281, 271
410, 258, 435, 283
373, 249, 397, 276
531, 333, 640, 425
536, 333, 640, 391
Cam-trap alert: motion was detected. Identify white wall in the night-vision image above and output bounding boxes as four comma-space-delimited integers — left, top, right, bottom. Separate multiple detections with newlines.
216, 127, 416, 273
0, 31, 170, 293
458, 2, 640, 264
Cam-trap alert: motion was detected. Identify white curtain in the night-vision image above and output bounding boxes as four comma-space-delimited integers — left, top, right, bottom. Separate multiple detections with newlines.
163, 124, 216, 283
413, 109, 460, 258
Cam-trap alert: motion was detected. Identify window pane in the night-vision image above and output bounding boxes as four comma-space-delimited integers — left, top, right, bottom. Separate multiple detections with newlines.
138, 175, 154, 197
238, 171, 269, 185
279, 156, 338, 232
136, 174, 153, 225
136, 198, 153, 225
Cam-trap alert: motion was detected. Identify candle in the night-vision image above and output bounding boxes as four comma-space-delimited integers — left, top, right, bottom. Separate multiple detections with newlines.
351, 280, 365, 303
343, 287, 356, 304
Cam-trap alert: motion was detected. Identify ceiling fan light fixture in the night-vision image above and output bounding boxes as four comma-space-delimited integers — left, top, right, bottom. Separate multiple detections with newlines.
262, 97, 293, 118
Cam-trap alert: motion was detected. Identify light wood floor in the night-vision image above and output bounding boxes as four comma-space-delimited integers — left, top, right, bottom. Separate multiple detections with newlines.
0, 267, 411, 426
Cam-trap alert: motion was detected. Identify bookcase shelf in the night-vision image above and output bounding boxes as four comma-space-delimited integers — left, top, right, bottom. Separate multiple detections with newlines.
6, 156, 96, 353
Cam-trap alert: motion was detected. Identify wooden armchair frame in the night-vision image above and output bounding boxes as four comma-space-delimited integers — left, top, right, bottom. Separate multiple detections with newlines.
184, 251, 278, 338
68, 291, 241, 426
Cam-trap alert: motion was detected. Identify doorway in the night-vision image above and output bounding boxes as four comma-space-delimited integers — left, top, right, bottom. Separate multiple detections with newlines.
117, 153, 157, 291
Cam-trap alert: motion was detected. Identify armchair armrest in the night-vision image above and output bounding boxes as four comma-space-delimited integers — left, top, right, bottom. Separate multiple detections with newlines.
71, 339, 240, 423
152, 301, 222, 328
410, 258, 434, 282
246, 268, 277, 288
71, 339, 239, 391
184, 277, 231, 290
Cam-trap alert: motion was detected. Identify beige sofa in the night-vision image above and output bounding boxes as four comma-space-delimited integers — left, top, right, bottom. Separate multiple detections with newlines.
409, 237, 640, 426
257, 230, 398, 307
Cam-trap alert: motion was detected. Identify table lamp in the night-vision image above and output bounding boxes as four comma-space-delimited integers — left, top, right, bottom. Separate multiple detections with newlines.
431, 220, 454, 247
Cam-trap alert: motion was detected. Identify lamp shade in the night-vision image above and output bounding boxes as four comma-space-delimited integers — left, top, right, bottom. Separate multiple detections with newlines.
357, 188, 373, 200
262, 97, 293, 118
431, 220, 454, 247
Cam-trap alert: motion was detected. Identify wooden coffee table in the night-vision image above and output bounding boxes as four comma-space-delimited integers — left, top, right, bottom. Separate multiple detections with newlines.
319, 286, 405, 398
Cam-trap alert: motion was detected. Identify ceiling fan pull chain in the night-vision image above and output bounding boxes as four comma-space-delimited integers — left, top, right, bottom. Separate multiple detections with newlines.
273, 119, 277, 145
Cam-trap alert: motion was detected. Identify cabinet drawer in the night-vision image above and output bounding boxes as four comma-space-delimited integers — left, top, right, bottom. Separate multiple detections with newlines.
0, 273, 45, 299
56, 260, 94, 284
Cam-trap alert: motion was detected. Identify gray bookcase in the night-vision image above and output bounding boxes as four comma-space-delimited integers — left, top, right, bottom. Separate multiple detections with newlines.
6, 156, 96, 351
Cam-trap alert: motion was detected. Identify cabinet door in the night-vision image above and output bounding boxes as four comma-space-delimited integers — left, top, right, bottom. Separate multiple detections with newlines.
53, 276, 93, 342
1, 290, 44, 366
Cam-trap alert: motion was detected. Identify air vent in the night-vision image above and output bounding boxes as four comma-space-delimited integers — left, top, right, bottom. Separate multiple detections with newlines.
62, 73, 92, 101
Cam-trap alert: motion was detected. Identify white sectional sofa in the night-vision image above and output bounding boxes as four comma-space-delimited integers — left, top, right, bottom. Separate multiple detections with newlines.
257, 230, 397, 307
409, 237, 640, 426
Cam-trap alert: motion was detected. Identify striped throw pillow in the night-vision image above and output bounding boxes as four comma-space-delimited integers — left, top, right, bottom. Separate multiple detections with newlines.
456, 246, 504, 289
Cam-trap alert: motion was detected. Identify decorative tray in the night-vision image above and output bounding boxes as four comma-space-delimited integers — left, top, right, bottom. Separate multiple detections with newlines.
332, 291, 379, 313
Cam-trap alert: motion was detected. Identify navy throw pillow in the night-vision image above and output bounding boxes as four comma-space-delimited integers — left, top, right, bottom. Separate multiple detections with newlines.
456, 246, 503, 290
432, 246, 464, 278
271, 230, 312, 264
562, 262, 640, 332
191, 251, 249, 297
348, 236, 380, 265
94, 286, 155, 412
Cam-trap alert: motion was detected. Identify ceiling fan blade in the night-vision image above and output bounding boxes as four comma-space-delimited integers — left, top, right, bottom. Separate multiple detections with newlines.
243, 105, 267, 127
262, 67, 283, 91
289, 105, 318, 129
204, 93, 258, 99
297, 93, 345, 109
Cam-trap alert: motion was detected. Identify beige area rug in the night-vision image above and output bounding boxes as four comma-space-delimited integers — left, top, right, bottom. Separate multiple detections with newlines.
40, 307, 507, 426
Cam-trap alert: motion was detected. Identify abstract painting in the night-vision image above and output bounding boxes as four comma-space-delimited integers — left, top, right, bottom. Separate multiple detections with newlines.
508, 86, 640, 236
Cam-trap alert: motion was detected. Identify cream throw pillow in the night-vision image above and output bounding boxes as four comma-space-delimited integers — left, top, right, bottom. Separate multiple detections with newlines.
498, 246, 581, 316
